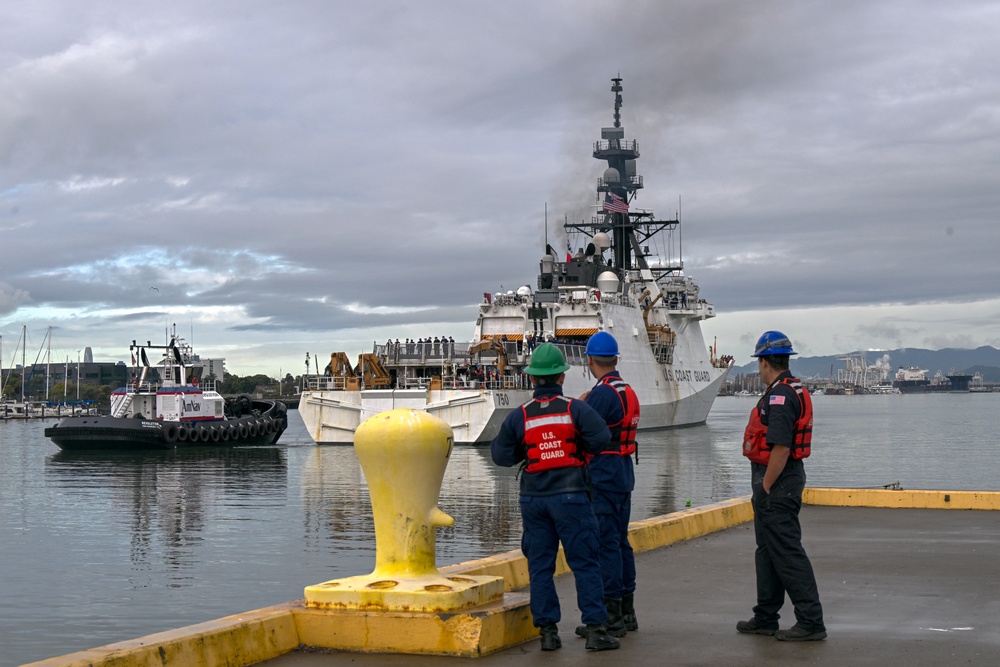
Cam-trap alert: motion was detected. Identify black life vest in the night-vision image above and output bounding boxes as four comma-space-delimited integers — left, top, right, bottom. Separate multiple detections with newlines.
596, 376, 639, 458
742, 376, 813, 464
522, 396, 585, 473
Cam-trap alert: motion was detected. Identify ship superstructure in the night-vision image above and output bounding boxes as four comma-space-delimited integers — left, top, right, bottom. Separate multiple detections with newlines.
297, 78, 732, 444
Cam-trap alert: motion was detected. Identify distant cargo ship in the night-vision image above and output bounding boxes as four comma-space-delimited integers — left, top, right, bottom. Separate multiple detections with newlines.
893, 367, 973, 393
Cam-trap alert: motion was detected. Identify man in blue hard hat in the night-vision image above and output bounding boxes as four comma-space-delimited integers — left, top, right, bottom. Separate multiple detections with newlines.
737, 331, 826, 641
574, 331, 640, 641
491, 342, 621, 652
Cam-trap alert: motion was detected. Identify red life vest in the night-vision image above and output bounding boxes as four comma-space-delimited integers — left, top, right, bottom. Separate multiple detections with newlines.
522, 396, 585, 473
596, 376, 640, 457
742, 376, 813, 464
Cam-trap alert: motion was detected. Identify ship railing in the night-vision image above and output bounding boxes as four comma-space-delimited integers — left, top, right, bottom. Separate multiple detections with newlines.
481, 374, 531, 390
551, 343, 588, 367
647, 334, 675, 365
490, 293, 529, 307
593, 139, 638, 153
125, 381, 157, 394
397, 376, 486, 390
376, 341, 472, 366
595, 292, 635, 307
304, 376, 351, 391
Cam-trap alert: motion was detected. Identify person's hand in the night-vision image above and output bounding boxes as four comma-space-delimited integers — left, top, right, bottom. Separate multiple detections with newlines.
579, 390, 591, 400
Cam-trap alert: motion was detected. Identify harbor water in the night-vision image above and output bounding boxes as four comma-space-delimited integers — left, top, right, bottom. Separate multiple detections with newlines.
2, 393, 999, 666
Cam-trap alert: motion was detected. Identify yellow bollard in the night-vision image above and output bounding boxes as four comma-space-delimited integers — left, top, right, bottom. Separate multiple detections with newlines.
304, 408, 503, 612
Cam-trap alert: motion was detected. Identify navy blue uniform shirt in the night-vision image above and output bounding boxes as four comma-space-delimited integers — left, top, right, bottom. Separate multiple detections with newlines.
584, 371, 636, 493
491, 383, 612, 496
761, 370, 801, 448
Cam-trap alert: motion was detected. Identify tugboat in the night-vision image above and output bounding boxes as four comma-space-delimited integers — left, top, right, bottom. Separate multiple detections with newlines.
44, 327, 288, 451
297, 77, 732, 444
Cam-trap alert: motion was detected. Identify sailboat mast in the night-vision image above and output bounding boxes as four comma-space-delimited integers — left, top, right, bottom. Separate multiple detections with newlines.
21, 325, 26, 402
45, 327, 51, 401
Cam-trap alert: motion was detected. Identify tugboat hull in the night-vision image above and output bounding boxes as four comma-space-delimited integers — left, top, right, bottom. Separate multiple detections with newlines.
45, 403, 287, 451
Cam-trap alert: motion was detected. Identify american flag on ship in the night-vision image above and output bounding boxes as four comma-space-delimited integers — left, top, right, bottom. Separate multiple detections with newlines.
603, 192, 629, 213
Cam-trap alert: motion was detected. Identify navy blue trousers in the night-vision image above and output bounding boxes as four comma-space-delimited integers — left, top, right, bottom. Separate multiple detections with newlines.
520, 492, 608, 628
592, 487, 635, 599
750, 462, 825, 631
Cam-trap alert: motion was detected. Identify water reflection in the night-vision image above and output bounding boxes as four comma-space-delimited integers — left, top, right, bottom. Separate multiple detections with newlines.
45, 447, 287, 581
297, 443, 526, 571
298, 445, 374, 576
439, 446, 522, 558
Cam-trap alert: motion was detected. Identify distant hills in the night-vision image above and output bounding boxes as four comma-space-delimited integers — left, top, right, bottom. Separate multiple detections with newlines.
729, 346, 1000, 383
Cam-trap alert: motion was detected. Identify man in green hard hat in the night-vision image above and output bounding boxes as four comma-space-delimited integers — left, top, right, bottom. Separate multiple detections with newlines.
491, 343, 620, 652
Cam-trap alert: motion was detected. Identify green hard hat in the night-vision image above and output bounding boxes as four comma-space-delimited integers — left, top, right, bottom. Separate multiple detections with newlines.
524, 343, 570, 376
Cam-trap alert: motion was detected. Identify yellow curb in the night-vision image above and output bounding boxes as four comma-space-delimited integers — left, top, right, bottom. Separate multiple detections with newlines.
442, 495, 756, 590
804, 487, 1000, 510
22, 603, 300, 667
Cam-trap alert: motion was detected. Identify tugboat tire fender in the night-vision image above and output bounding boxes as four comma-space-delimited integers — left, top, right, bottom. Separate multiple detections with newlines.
198, 427, 211, 443
209, 426, 221, 442
248, 422, 260, 438
238, 422, 249, 439
163, 424, 180, 444
220, 425, 231, 442
177, 426, 191, 442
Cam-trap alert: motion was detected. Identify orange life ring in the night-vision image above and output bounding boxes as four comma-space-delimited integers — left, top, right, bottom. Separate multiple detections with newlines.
192, 376, 199, 387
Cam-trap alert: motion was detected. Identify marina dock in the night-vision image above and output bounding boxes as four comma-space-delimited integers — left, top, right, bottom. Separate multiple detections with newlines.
27, 488, 1000, 667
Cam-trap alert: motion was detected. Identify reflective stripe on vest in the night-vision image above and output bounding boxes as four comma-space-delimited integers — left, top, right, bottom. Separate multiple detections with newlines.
597, 376, 639, 457
742, 376, 813, 464
523, 396, 584, 473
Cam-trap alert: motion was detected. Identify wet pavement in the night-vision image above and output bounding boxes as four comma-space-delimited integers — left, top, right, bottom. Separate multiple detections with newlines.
263, 505, 1000, 666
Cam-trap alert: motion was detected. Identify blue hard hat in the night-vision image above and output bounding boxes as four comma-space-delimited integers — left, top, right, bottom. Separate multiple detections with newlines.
585, 331, 619, 357
752, 330, 797, 357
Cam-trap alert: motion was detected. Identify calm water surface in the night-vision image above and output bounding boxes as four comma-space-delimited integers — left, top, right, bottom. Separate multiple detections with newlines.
2, 394, 999, 665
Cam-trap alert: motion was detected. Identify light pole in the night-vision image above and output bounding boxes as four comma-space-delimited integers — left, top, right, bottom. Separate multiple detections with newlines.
303, 353, 310, 392
76, 350, 81, 401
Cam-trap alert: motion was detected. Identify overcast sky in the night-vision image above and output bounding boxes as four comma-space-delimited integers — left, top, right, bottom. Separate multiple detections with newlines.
3, 1, 999, 378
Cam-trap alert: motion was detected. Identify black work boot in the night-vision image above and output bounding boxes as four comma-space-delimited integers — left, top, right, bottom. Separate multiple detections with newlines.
775, 624, 827, 641
621, 592, 638, 631
736, 617, 778, 636
604, 597, 627, 637
584, 624, 621, 651
539, 624, 561, 651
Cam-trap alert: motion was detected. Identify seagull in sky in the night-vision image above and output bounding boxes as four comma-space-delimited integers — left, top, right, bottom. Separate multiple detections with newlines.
149, 286, 159, 292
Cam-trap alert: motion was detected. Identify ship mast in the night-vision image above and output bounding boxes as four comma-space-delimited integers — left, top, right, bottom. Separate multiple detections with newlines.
593, 76, 643, 274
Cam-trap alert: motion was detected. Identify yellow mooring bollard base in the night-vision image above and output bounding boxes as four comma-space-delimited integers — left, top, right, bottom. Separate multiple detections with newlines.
306, 408, 504, 612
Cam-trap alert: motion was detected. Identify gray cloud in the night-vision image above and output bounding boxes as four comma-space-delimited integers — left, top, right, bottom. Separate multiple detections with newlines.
3, 1, 1000, 373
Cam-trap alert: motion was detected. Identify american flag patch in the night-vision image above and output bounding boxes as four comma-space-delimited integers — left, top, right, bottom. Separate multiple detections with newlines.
769, 395, 786, 405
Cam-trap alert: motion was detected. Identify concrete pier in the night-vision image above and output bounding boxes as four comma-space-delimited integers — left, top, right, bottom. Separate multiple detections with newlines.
25, 489, 1000, 666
